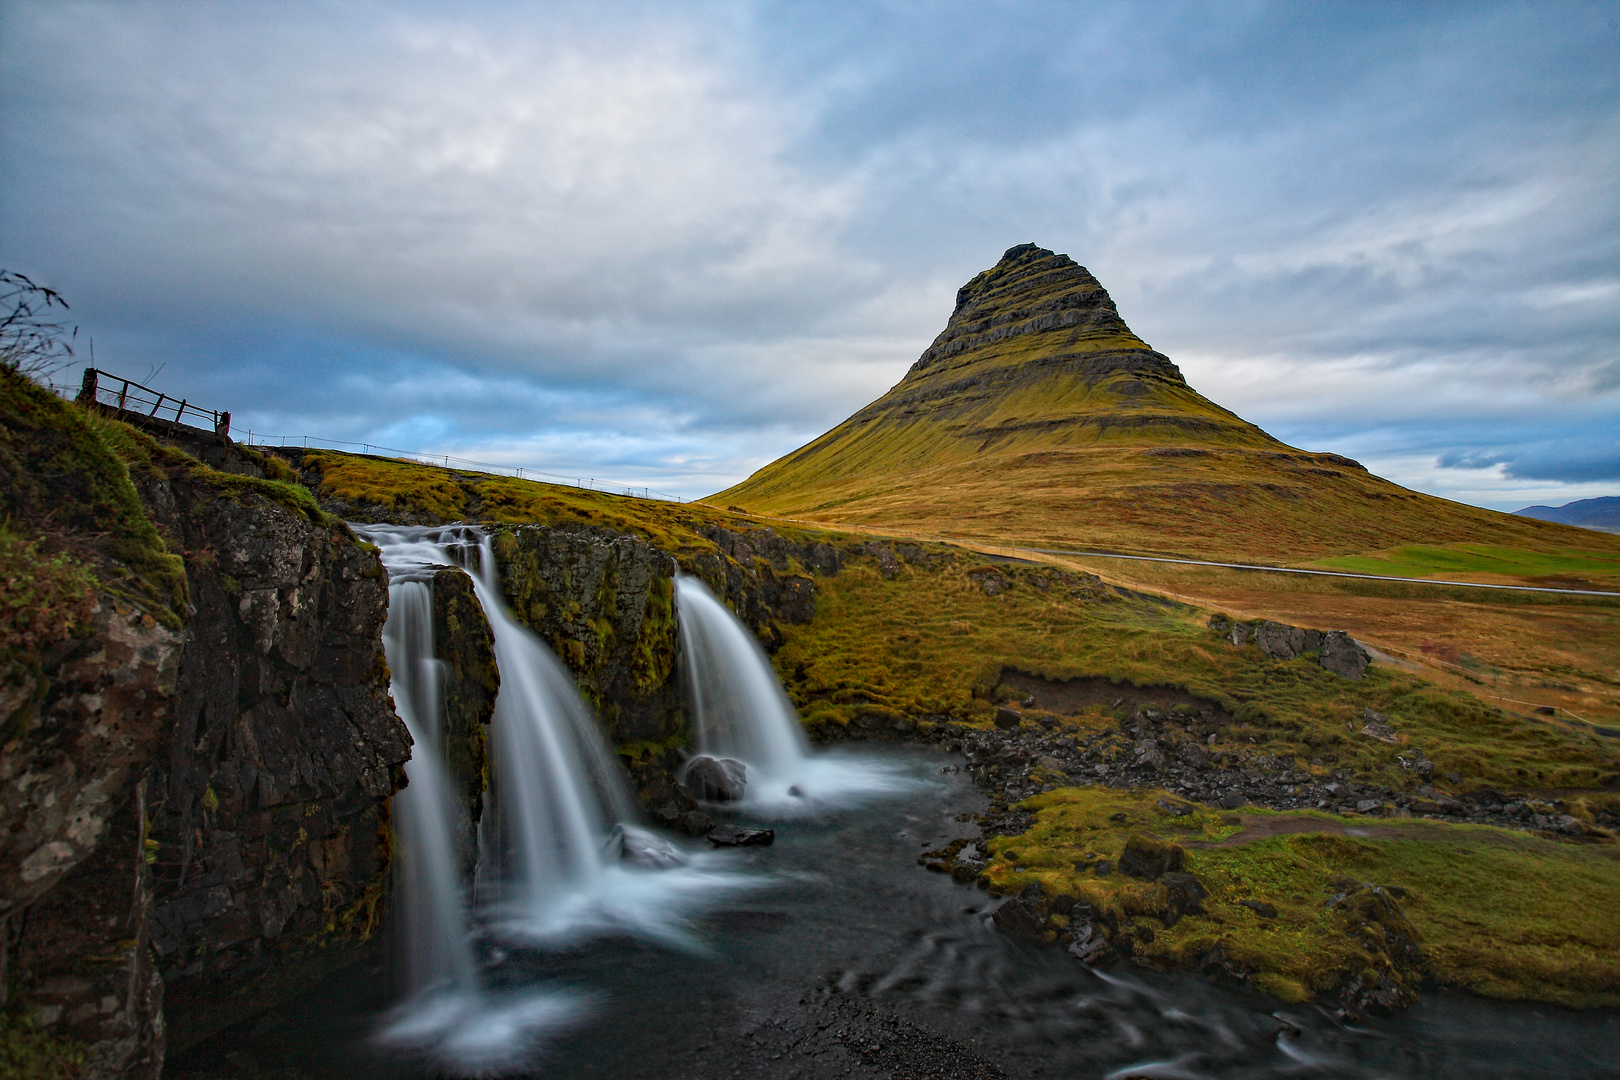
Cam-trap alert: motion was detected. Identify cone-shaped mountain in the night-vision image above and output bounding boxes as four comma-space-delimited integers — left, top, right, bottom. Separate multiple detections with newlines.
716, 244, 1600, 561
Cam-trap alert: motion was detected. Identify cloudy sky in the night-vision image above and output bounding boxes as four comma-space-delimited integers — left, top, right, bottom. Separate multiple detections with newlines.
2, 1, 1616, 509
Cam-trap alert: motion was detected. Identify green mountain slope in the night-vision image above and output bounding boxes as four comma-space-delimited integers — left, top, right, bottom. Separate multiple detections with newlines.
717, 244, 1617, 563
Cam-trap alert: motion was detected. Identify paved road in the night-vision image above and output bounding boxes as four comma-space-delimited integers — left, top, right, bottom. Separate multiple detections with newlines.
1010, 546, 1620, 598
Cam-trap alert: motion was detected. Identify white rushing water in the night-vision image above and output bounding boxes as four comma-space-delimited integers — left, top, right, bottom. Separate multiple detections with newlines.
358, 526, 760, 1073
675, 575, 915, 813
366, 529, 592, 1074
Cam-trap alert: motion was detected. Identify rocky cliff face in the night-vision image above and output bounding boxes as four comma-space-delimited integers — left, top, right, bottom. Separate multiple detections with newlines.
136, 459, 408, 1053
1, 370, 410, 1075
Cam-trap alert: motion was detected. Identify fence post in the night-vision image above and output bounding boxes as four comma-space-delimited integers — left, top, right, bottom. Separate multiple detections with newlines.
176, 398, 187, 422
148, 393, 165, 417
216, 410, 230, 437
76, 367, 98, 405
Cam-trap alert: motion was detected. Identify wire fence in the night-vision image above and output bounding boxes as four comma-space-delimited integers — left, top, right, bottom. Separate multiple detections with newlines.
241, 430, 686, 503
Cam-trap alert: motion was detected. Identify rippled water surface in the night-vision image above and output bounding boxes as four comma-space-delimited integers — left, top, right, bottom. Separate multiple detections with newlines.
170, 745, 1620, 1079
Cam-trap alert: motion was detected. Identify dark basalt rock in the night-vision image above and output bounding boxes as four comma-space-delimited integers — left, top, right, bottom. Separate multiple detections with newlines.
1320, 631, 1372, 679
992, 882, 1049, 941
1, 376, 410, 1073
683, 755, 749, 802
1254, 621, 1307, 660
706, 825, 774, 847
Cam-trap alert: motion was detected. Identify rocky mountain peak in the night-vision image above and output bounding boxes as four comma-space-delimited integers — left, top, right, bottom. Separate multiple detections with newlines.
910, 243, 1165, 380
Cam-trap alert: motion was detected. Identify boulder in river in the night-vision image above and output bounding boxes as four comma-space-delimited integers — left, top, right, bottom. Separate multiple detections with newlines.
683, 755, 749, 801
607, 823, 687, 868
706, 825, 775, 847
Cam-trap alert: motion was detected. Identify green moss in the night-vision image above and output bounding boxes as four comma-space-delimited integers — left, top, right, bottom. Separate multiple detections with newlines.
0, 367, 186, 628
0, 525, 97, 656
0, 1005, 83, 1080
991, 786, 1620, 1008
629, 573, 677, 693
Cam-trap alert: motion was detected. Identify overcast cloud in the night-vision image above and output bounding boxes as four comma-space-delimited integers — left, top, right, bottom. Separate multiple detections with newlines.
2, 1, 1616, 508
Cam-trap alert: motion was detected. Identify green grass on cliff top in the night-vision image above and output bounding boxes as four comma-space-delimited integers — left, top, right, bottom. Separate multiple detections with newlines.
983, 786, 1620, 1008
295, 448, 844, 556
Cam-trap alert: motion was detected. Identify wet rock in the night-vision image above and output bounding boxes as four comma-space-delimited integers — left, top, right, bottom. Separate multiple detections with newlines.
994, 707, 1023, 729
683, 755, 749, 802
493, 525, 683, 742
607, 823, 686, 868
1118, 833, 1185, 880
706, 825, 774, 847
1255, 621, 1307, 660
992, 883, 1049, 941
1320, 631, 1371, 679
680, 809, 716, 836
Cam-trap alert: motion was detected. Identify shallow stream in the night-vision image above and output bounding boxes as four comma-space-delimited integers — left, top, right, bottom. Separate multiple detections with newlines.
170, 745, 1620, 1079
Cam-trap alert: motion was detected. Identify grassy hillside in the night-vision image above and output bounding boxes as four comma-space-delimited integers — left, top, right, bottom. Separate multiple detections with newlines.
716, 244, 1620, 565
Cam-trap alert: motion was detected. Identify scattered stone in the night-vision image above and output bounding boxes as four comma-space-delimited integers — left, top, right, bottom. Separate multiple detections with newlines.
683, 755, 748, 802
706, 825, 774, 847
1094, 859, 1113, 877
1219, 792, 1245, 810
1320, 631, 1371, 679
994, 707, 1023, 729
1355, 799, 1383, 814
1239, 899, 1277, 918
1118, 833, 1185, 880
1156, 797, 1196, 817
1360, 720, 1397, 743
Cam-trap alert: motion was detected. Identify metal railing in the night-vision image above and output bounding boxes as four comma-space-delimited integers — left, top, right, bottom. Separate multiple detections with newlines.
77, 367, 230, 435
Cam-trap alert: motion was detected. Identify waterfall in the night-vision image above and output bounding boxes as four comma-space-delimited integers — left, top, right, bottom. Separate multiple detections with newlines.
360, 526, 757, 954
675, 575, 915, 811
361, 526, 597, 1073
378, 577, 480, 999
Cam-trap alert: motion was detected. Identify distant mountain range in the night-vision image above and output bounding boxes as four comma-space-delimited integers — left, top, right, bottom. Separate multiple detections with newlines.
1514, 496, 1620, 534
717, 244, 1620, 562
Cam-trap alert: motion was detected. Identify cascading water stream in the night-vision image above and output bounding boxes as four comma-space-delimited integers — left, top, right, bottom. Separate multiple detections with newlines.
675, 575, 915, 811
378, 577, 480, 1000
361, 525, 602, 1073
357, 526, 761, 1074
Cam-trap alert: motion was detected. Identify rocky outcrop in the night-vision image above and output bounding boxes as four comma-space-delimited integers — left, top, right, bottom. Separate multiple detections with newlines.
490, 524, 681, 744
1211, 615, 1371, 679
431, 566, 498, 839
2, 369, 410, 1072
681, 525, 834, 648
